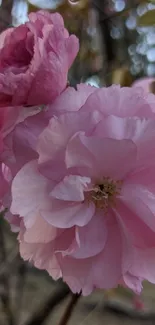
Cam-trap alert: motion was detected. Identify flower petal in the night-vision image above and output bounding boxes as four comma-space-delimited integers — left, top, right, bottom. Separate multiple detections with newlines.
129, 248, 155, 284
92, 217, 122, 289
50, 175, 91, 202
24, 214, 57, 243
42, 200, 95, 228
122, 272, 143, 294
121, 184, 155, 232
38, 110, 101, 164
11, 160, 51, 227
115, 199, 155, 249
72, 211, 107, 259
66, 133, 137, 180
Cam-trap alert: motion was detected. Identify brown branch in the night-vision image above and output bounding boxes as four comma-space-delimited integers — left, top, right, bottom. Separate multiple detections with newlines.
23, 284, 70, 325
58, 293, 81, 325
83, 298, 155, 321
104, 300, 155, 320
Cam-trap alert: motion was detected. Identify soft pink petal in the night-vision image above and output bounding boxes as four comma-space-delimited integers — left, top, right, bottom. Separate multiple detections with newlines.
37, 110, 101, 164
46, 83, 96, 116
66, 133, 137, 180
57, 253, 94, 295
20, 241, 62, 280
82, 85, 154, 118
115, 200, 155, 249
27, 23, 79, 105
121, 184, 155, 232
129, 248, 155, 284
11, 160, 51, 227
94, 115, 155, 144
42, 200, 95, 228
50, 175, 91, 202
5, 109, 50, 173
127, 166, 155, 193
58, 216, 122, 294
20, 226, 76, 280
72, 211, 107, 259
24, 214, 57, 243
122, 272, 143, 294
92, 218, 122, 289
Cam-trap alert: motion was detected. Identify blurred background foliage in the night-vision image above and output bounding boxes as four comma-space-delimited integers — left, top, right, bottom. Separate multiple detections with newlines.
1, 1, 155, 325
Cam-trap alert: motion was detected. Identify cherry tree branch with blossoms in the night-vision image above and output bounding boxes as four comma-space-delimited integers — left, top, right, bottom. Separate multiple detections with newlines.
1, 1, 155, 325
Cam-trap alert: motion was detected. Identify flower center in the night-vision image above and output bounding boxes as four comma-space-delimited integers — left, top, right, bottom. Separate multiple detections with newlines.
91, 177, 122, 210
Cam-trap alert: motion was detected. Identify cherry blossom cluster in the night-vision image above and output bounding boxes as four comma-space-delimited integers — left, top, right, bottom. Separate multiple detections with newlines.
1, 10, 155, 295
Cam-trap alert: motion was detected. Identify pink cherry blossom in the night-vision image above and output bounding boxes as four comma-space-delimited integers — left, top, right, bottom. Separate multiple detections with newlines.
10, 84, 155, 295
0, 10, 79, 107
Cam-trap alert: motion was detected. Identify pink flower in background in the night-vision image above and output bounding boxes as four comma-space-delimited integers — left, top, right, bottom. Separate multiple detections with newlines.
10, 84, 155, 295
0, 10, 79, 107
0, 104, 40, 209
0, 9, 79, 210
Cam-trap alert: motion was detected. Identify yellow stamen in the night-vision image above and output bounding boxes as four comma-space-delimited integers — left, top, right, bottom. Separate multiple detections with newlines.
90, 177, 122, 210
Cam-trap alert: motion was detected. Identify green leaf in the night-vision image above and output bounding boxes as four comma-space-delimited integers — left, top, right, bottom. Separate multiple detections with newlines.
138, 10, 155, 26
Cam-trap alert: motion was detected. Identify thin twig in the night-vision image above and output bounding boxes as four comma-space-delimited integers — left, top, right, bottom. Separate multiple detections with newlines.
83, 299, 155, 321
104, 300, 155, 320
23, 284, 70, 325
58, 293, 81, 325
